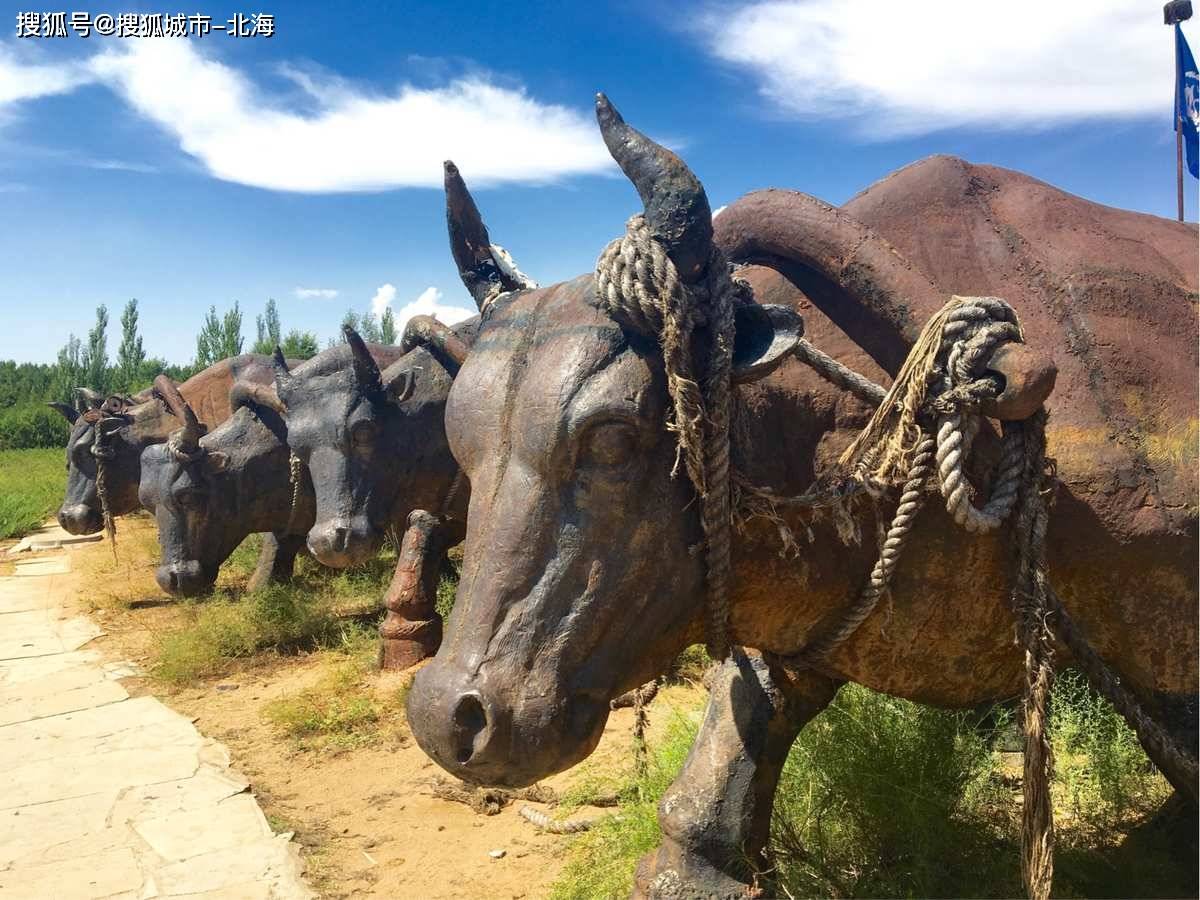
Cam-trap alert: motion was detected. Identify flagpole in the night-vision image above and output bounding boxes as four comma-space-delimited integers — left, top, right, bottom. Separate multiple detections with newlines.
1178, 30, 1185, 221
1166, 1, 1194, 221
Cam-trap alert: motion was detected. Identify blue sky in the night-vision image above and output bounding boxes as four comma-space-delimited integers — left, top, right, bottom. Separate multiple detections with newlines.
0, 0, 1195, 364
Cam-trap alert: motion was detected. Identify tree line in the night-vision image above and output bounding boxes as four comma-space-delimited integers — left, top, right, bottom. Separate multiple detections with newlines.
0, 297, 398, 450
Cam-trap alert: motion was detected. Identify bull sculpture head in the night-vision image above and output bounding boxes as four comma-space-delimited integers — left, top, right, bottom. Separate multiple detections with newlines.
53, 389, 138, 534
138, 375, 304, 596
406, 96, 807, 785
273, 331, 458, 568
406, 95, 1057, 788
275, 161, 526, 570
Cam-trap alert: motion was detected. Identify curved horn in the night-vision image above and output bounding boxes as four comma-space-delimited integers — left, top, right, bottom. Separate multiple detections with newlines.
153, 374, 202, 451
444, 160, 525, 309
595, 93, 713, 284
230, 382, 287, 417
47, 401, 79, 425
400, 315, 470, 375
713, 189, 940, 375
272, 346, 295, 399
343, 326, 383, 395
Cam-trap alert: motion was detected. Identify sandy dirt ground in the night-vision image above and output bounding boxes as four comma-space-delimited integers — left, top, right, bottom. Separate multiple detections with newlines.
57, 515, 703, 900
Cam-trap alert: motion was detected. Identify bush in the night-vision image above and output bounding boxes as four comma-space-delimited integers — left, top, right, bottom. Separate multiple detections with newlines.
1050, 669, 1170, 832
0, 403, 70, 450
771, 685, 1014, 898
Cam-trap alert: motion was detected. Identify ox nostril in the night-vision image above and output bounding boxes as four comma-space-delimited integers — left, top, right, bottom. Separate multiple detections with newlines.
452, 694, 488, 764
334, 527, 350, 553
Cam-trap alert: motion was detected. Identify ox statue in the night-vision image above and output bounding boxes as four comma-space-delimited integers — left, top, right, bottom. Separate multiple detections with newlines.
272, 160, 531, 668
137, 344, 404, 597
50, 354, 304, 591
406, 95, 1198, 897
51, 354, 284, 535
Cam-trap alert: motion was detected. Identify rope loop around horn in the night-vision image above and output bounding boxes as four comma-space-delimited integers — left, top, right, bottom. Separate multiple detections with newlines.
594, 214, 747, 660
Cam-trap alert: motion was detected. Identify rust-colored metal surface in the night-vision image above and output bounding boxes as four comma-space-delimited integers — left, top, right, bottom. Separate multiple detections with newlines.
843, 155, 1199, 541
379, 510, 449, 671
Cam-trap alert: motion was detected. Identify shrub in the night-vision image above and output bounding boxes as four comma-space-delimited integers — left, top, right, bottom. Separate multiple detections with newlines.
0, 403, 70, 450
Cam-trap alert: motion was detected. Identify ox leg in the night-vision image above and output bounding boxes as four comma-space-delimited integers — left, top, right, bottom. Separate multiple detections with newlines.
633, 651, 840, 899
246, 531, 306, 593
379, 510, 453, 670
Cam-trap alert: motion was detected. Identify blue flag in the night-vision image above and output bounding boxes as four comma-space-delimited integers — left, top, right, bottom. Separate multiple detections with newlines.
1177, 24, 1199, 179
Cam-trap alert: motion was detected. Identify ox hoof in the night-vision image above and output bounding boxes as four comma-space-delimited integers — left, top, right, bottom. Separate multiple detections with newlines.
632, 846, 756, 900
378, 618, 443, 671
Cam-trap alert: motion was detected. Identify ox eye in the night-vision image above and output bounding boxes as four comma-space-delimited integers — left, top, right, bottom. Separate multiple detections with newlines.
351, 421, 378, 446
579, 421, 637, 468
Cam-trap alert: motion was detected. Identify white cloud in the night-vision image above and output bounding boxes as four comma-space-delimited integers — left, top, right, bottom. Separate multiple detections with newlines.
382, 285, 475, 332
701, 0, 1173, 136
369, 283, 397, 318
83, 40, 612, 191
294, 287, 339, 300
0, 44, 93, 105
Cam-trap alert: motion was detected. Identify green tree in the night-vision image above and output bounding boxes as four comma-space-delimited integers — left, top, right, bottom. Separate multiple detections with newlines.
51, 334, 83, 403
380, 306, 397, 344
80, 305, 109, 393
279, 329, 319, 360
115, 299, 145, 392
253, 298, 282, 355
196, 302, 244, 367
339, 309, 361, 338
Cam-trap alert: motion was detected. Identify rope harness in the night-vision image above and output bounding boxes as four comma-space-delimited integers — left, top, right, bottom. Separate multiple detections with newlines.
593, 220, 1196, 898
595, 214, 746, 659
82, 408, 122, 553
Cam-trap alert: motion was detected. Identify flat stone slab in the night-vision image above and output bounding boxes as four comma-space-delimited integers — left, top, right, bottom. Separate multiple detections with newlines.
0, 534, 313, 898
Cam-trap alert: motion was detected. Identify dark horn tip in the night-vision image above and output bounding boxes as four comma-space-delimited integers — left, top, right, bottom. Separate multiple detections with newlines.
444, 160, 458, 175
595, 93, 619, 126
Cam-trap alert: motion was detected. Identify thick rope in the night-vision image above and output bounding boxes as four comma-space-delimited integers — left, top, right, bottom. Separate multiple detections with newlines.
595, 214, 742, 660
284, 451, 304, 536
91, 434, 118, 554
793, 339, 887, 406
787, 296, 1057, 899
518, 805, 596, 834
1009, 408, 1055, 899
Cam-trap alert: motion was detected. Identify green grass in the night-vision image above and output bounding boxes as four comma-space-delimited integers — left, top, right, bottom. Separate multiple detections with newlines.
551, 676, 1184, 900
550, 711, 700, 900
264, 640, 411, 752
0, 447, 64, 539
153, 534, 399, 684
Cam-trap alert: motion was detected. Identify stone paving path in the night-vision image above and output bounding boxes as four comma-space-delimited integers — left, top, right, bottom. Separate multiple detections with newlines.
0, 526, 312, 899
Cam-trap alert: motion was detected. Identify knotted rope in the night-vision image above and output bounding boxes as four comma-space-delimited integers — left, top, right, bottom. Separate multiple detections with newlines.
284, 451, 305, 536
595, 214, 746, 660
783, 296, 1055, 897
82, 408, 121, 553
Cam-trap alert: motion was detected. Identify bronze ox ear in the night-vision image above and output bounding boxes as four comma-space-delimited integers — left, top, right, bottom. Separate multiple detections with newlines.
384, 369, 415, 404
731, 304, 805, 385
48, 402, 79, 425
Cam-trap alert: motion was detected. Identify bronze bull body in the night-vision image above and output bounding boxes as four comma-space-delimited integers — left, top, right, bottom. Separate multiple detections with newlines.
405, 96, 1197, 896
